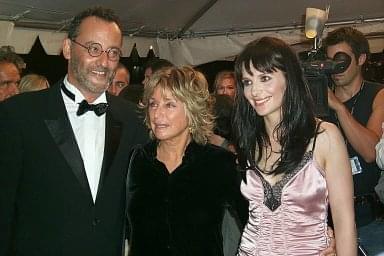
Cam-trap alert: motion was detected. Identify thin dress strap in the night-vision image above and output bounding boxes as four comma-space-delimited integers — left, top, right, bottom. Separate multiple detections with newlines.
311, 121, 323, 152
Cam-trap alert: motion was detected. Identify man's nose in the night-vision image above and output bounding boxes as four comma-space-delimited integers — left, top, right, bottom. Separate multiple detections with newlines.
98, 51, 110, 67
110, 85, 118, 96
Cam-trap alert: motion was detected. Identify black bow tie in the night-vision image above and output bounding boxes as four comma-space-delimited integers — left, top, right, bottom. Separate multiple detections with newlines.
61, 84, 108, 116
77, 100, 108, 116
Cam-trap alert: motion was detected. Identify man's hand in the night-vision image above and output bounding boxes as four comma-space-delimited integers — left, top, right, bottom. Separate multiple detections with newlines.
328, 88, 342, 111
320, 227, 336, 256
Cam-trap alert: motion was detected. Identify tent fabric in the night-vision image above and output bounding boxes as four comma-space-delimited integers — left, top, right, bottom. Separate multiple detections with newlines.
1, 20, 383, 66
0, 20, 160, 57
1, 0, 383, 65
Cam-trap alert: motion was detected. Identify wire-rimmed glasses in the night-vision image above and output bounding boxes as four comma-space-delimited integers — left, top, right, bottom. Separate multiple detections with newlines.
71, 40, 122, 61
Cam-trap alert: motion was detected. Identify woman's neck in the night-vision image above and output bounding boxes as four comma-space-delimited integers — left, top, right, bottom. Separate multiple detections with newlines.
157, 135, 191, 173
264, 115, 280, 143
259, 116, 282, 169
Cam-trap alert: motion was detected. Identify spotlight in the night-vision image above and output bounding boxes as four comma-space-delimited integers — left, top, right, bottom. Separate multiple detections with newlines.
305, 7, 329, 39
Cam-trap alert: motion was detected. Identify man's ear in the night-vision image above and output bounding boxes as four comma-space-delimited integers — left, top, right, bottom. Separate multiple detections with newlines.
62, 38, 71, 60
358, 53, 367, 66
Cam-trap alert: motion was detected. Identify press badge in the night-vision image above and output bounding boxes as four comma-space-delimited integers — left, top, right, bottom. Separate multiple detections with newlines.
350, 156, 362, 175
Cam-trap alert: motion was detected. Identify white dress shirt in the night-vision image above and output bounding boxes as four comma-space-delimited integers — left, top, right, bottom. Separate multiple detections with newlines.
62, 76, 106, 202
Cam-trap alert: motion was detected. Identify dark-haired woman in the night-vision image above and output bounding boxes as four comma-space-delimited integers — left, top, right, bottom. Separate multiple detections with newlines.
233, 37, 356, 256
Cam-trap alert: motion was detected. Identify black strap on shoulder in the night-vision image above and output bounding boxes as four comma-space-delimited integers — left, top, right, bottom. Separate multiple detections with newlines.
311, 121, 323, 152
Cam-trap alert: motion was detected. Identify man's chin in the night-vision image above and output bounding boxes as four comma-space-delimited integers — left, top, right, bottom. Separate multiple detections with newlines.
89, 79, 110, 91
91, 86, 108, 94
81, 82, 108, 95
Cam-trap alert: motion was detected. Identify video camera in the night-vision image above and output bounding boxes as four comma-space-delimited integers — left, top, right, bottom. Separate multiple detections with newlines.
300, 6, 352, 117
302, 51, 351, 76
299, 46, 352, 117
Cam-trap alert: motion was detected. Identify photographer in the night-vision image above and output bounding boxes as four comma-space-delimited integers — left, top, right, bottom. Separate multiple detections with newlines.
324, 26, 384, 255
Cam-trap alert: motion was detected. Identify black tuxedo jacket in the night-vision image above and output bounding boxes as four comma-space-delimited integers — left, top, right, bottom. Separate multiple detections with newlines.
0, 81, 148, 256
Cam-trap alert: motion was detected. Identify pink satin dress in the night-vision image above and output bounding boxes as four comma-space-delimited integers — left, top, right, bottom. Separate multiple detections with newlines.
237, 151, 330, 256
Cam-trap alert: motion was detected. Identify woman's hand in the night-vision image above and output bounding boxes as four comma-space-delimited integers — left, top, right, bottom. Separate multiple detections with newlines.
320, 227, 336, 256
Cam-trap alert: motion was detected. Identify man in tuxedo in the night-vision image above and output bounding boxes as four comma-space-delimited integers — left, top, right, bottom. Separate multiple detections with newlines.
0, 6, 147, 256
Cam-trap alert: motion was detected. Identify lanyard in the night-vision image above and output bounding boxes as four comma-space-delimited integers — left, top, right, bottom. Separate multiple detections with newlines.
334, 81, 365, 145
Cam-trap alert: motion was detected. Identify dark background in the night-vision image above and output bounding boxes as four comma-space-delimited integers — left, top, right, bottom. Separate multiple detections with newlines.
20, 37, 383, 92
19, 37, 235, 93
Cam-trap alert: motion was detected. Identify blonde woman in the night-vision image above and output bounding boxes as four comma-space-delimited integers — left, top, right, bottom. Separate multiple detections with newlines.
18, 73, 49, 93
126, 66, 246, 256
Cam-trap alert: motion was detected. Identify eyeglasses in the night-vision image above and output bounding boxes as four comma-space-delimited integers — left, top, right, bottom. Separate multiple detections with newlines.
71, 39, 122, 61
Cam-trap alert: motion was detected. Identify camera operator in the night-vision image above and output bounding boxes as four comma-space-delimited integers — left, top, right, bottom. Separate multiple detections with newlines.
324, 26, 384, 255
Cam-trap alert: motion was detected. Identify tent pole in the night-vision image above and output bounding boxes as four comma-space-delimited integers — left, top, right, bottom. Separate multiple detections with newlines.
176, 0, 218, 39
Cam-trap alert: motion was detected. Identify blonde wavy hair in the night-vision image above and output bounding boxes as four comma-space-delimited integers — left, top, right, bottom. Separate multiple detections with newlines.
141, 66, 214, 145
19, 74, 49, 93
214, 70, 235, 92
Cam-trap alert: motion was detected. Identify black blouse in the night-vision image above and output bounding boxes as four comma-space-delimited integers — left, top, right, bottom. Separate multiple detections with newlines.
126, 140, 246, 256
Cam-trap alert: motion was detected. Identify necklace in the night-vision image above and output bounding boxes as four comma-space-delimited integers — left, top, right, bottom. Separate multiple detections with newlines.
334, 81, 365, 145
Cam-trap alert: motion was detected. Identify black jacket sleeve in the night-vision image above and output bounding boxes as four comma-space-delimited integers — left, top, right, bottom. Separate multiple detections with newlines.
0, 102, 24, 256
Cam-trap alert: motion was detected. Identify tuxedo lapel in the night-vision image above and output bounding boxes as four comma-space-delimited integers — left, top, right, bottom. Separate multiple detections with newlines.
44, 82, 93, 201
97, 97, 122, 195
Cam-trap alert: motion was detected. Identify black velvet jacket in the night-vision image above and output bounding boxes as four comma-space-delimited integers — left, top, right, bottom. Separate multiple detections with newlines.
126, 140, 247, 256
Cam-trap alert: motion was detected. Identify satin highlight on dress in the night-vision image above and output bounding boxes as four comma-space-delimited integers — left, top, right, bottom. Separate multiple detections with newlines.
238, 152, 330, 256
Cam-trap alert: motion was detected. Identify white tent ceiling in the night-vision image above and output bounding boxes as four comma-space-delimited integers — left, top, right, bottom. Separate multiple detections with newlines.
0, 0, 383, 65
